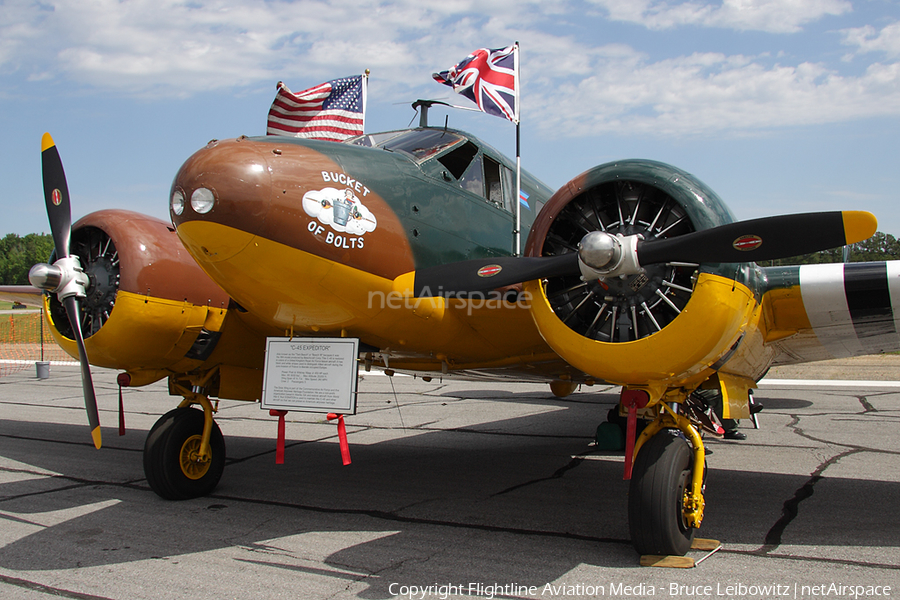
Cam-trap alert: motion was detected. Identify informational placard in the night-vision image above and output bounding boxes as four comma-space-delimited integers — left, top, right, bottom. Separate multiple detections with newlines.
261, 337, 359, 414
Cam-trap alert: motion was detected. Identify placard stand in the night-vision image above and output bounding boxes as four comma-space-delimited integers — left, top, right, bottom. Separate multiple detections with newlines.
261, 337, 358, 414
261, 338, 359, 465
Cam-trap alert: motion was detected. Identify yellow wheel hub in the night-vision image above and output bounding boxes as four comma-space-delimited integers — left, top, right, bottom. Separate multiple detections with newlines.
179, 434, 211, 480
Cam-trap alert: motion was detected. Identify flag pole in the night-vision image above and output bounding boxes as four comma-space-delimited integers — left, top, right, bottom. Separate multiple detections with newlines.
362, 69, 370, 134
515, 123, 521, 256
514, 41, 522, 257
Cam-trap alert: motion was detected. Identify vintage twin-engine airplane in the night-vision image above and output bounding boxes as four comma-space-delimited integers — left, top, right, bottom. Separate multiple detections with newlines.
2, 108, 896, 558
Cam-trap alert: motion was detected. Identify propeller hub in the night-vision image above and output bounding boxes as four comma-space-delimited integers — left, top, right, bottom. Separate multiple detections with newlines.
29, 256, 89, 300
28, 263, 63, 291
578, 231, 621, 270
577, 232, 643, 279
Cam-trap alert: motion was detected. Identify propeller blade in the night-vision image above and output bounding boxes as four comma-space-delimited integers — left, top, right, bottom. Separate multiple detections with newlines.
41, 133, 102, 449
41, 133, 72, 261
411, 210, 877, 297
637, 211, 877, 266
411, 253, 580, 297
64, 296, 102, 449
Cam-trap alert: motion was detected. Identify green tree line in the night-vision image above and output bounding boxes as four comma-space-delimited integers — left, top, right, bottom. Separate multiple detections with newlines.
0, 233, 54, 285
757, 231, 900, 266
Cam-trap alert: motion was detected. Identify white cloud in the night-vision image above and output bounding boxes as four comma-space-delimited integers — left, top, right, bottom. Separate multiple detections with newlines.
842, 21, 900, 59
0, 0, 539, 96
587, 0, 852, 33
530, 48, 900, 137
1, 0, 898, 140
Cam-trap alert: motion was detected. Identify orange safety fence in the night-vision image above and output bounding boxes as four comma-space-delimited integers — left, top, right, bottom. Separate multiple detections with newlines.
0, 310, 75, 377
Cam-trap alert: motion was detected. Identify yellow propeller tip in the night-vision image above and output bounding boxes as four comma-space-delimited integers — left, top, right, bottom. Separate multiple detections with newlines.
91, 427, 102, 449
41, 133, 56, 153
843, 211, 878, 245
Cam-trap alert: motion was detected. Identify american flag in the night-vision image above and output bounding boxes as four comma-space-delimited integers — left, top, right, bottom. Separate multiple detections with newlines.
266, 75, 367, 141
433, 44, 518, 123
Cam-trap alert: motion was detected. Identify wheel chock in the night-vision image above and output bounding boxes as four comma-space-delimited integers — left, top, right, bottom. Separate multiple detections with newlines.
640, 555, 695, 568
692, 538, 721, 551
640, 539, 721, 569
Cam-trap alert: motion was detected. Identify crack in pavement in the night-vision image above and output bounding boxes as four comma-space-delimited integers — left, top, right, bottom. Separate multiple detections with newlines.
492, 455, 588, 497
759, 447, 861, 552
857, 394, 877, 413
754, 408, 874, 555
208, 490, 631, 547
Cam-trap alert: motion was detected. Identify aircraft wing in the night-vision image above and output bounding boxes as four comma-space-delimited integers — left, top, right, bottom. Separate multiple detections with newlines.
0, 285, 44, 308
761, 260, 900, 365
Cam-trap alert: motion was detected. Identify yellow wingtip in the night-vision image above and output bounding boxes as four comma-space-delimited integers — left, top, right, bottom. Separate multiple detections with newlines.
41, 132, 55, 153
91, 427, 102, 449
843, 211, 878, 245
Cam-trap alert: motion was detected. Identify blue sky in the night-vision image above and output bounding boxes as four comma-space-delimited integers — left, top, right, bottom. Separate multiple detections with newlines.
2, 0, 899, 237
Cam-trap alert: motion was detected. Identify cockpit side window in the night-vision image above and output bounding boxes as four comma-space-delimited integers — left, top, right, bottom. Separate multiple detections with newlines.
347, 128, 521, 214
500, 165, 516, 212
459, 155, 484, 197
456, 153, 517, 212
438, 141, 479, 180
484, 156, 503, 208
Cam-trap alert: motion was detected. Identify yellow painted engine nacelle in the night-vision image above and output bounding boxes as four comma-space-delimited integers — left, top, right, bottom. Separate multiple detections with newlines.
45, 209, 266, 396
523, 160, 757, 389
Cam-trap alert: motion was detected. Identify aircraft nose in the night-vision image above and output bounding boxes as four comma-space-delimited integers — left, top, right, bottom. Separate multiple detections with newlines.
170, 137, 273, 262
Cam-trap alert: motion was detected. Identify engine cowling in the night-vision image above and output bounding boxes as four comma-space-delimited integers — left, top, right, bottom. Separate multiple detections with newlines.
523, 160, 757, 387
44, 209, 240, 384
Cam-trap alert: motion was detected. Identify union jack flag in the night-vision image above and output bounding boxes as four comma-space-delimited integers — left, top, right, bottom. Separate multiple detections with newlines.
433, 44, 519, 123
266, 75, 366, 141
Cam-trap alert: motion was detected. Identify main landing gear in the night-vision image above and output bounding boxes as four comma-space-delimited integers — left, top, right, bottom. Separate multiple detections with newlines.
628, 430, 696, 555
143, 372, 226, 500
625, 398, 709, 556
140, 369, 710, 558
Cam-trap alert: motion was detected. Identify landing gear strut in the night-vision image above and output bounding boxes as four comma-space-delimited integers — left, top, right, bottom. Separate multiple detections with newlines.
143, 371, 226, 500
625, 399, 707, 556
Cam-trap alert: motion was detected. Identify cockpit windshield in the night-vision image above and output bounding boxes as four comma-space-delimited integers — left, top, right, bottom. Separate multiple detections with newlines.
347, 129, 464, 162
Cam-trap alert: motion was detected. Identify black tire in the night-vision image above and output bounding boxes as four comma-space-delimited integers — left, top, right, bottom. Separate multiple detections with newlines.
143, 407, 225, 500
628, 429, 696, 556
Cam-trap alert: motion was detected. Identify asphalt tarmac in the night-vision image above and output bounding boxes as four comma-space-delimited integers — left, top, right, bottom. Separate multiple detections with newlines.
0, 363, 898, 599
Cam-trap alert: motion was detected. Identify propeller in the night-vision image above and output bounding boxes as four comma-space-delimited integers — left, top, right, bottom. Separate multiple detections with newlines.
29, 133, 101, 449
410, 253, 581, 298
409, 210, 877, 298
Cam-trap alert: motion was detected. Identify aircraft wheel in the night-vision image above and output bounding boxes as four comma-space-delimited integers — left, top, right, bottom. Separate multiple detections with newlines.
627, 429, 695, 556
143, 407, 225, 500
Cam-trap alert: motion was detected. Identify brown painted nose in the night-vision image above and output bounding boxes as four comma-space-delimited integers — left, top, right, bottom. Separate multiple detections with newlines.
170, 138, 274, 262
